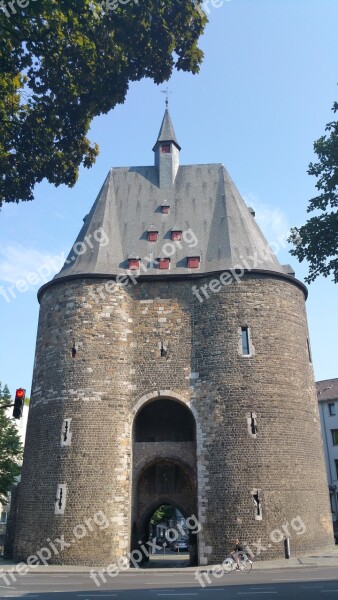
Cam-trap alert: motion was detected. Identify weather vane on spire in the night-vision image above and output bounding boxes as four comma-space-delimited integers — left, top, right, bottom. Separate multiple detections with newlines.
161, 87, 173, 108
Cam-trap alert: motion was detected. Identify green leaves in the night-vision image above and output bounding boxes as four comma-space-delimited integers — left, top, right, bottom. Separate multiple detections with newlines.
289, 100, 338, 283
0, 383, 23, 505
0, 1, 206, 205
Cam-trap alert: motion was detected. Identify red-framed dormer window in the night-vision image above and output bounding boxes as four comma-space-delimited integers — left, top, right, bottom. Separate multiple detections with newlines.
158, 258, 170, 270
161, 205, 170, 214
161, 144, 171, 154
187, 256, 200, 269
171, 230, 182, 241
128, 258, 140, 270
147, 231, 158, 242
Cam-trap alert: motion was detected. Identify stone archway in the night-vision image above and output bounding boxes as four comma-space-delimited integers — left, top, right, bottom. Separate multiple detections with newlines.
131, 397, 198, 564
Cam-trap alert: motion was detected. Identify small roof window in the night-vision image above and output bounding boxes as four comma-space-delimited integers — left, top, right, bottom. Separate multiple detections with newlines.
128, 258, 140, 270
161, 205, 170, 214
161, 144, 171, 154
147, 231, 158, 242
158, 258, 170, 270
171, 228, 182, 241
187, 256, 200, 269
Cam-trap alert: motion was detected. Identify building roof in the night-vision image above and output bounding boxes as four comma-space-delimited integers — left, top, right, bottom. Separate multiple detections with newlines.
40, 109, 303, 296
316, 378, 338, 402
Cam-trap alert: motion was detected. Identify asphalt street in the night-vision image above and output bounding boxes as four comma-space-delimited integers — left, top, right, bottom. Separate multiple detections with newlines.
1, 567, 338, 599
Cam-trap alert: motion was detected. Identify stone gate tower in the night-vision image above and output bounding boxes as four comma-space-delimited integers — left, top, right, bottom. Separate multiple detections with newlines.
14, 110, 333, 565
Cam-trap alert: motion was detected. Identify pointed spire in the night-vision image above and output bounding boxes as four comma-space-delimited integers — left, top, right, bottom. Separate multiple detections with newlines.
153, 109, 181, 152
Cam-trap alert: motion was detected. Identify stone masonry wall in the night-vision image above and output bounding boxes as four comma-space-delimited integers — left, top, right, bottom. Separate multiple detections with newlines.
14, 272, 333, 565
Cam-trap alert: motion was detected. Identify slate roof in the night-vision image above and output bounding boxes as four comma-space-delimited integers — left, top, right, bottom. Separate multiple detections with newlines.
316, 379, 338, 402
48, 110, 300, 289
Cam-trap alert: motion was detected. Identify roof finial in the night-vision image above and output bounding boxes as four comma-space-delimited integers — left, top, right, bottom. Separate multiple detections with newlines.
161, 87, 173, 108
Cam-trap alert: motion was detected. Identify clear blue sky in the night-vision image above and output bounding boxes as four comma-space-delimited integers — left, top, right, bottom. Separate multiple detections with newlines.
1, 0, 337, 396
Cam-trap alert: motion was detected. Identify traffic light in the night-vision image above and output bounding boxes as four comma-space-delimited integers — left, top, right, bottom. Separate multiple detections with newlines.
13, 388, 25, 419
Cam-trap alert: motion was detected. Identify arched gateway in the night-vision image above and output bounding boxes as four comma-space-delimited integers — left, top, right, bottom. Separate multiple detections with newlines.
131, 397, 198, 563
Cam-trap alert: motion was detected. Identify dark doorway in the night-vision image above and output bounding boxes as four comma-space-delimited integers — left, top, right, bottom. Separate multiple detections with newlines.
131, 398, 198, 566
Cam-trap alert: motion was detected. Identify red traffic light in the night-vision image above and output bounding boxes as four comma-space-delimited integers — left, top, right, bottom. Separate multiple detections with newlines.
13, 388, 26, 419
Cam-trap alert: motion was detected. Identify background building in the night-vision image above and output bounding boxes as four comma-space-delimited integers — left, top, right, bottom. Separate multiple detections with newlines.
317, 378, 338, 539
0, 404, 29, 553
12, 110, 333, 565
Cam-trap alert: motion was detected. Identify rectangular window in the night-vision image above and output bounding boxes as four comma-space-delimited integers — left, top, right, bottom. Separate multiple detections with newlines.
158, 258, 170, 270
161, 144, 171, 154
329, 403, 336, 416
128, 258, 140, 270
330, 493, 335, 513
171, 230, 182, 241
0, 511, 7, 524
241, 327, 250, 355
332, 430, 338, 445
335, 459, 338, 480
147, 231, 158, 242
161, 205, 170, 214
187, 256, 200, 269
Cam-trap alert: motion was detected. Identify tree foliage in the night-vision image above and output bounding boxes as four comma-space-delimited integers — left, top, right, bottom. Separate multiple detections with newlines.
0, 383, 23, 505
0, 0, 206, 206
150, 504, 176, 526
289, 101, 338, 283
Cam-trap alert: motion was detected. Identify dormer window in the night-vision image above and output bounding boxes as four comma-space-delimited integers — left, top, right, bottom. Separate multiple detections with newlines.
161, 144, 171, 154
161, 205, 170, 214
171, 229, 182, 241
158, 258, 170, 270
147, 231, 158, 242
128, 258, 140, 270
187, 256, 200, 269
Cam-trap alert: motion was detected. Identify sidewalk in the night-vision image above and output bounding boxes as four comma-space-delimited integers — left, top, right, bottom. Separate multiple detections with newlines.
1, 547, 338, 574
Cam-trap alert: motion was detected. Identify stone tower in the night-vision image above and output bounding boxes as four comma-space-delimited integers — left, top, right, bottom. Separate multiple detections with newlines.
14, 110, 333, 565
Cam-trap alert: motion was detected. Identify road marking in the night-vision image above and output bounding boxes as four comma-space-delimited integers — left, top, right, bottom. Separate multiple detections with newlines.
237, 593, 278, 596
0, 586, 16, 589
157, 595, 199, 597
146, 582, 193, 585
77, 595, 117, 597
321, 591, 338, 593
272, 577, 338, 582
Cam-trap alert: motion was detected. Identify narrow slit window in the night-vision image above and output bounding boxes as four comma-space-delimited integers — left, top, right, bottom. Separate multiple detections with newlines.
160, 341, 167, 357
335, 459, 338, 479
307, 338, 312, 363
247, 412, 258, 437
61, 418, 72, 447
241, 327, 250, 355
251, 489, 262, 520
55, 484, 67, 515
